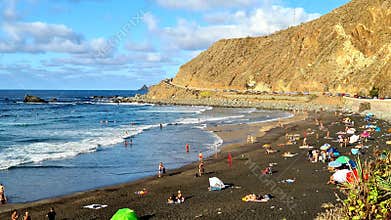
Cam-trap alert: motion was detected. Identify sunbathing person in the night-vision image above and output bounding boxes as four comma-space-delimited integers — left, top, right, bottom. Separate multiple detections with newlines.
167, 194, 175, 204
176, 190, 185, 203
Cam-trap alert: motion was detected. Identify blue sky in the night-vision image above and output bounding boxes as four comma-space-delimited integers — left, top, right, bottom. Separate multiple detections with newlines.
0, 0, 350, 90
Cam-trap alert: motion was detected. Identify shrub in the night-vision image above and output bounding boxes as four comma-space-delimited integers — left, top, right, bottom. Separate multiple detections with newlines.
369, 87, 379, 98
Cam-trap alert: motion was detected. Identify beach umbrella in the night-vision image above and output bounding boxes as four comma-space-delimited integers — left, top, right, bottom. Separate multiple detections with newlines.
320, 143, 331, 151
375, 127, 381, 132
351, 149, 359, 155
349, 135, 359, 144
347, 128, 356, 135
336, 156, 351, 164
360, 131, 370, 138
348, 160, 357, 168
328, 160, 342, 168
111, 208, 139, 220
366, 113, 374, 117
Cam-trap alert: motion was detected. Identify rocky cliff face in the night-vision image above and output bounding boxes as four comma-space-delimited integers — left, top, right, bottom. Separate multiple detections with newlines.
150, 0, 391, 98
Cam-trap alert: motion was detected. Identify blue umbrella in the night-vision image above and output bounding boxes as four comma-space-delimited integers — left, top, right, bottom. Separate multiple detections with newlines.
328, 161, 342, 168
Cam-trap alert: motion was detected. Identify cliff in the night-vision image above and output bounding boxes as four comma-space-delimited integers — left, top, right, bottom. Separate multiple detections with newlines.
148, 0, 391, 99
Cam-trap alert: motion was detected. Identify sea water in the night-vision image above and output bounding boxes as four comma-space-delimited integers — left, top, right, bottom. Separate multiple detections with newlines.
0, 90, 291, 202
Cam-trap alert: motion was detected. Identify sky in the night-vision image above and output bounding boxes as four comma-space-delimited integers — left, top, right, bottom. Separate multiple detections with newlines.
0, 0, 350, 90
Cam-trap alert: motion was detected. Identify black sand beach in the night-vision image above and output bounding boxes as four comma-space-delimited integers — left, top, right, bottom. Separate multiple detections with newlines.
0, 110, 389, 219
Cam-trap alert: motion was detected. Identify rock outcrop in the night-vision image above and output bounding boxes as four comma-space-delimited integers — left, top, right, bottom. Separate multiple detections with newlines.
149, 0, 391, 99
23, 95, 48, 103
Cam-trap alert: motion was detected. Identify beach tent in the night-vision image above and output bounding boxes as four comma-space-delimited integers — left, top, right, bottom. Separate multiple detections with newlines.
331, 169, 351, 184
111, 208, 139, 220
209, 177, 226, 191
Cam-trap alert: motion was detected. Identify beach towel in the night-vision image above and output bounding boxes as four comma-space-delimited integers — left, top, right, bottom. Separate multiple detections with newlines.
83, 204, 108, 210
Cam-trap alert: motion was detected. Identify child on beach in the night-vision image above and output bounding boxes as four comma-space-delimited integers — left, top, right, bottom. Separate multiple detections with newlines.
11, 210, 19, 220
198, 161, 205, 176
23, 210, 31, 220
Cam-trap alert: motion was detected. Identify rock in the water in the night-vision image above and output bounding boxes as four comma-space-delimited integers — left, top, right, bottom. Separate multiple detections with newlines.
23, 95, 48, 103
49, 98, 58, 102
138, 85, 149, 93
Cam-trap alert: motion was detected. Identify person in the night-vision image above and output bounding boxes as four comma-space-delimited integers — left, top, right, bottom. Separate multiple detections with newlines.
23, 210, 31, 220
302, 137, 307, 146
160, 123, 163, 130
227, 152, 232, 167
198, 152, 203, 161
185, 144, 189, 153
158, 162, 165, 178
198, 161, 204, 176
167, 194, 175, 204
124, 140, 128, 147
11, 210, 19, 220
262, 166, 272, 175
176, 190, 185, 203
0, 183, 6, 204
47, 207, 56, 220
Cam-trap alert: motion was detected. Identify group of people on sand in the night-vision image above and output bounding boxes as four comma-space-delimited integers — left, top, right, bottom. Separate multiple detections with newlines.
10, 207, 56, 220
167, 190, 185, 204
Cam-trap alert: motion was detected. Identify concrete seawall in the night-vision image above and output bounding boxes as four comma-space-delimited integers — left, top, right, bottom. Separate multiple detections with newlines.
343, 97, 391, 121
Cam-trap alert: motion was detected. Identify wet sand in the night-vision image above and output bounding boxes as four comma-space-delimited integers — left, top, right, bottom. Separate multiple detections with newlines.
0, 111, 389, 219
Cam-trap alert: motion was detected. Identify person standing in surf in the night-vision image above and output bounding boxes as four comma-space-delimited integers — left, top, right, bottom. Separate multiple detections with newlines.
0, 183, 6, 204
158, 162, 165, 178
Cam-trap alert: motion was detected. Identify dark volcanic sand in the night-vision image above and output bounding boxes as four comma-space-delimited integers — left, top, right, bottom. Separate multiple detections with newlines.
0, 111, 390, 220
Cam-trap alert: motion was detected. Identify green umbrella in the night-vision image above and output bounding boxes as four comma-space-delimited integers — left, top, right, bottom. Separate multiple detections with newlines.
111, 208, 139, 220
336, 156, 351, 164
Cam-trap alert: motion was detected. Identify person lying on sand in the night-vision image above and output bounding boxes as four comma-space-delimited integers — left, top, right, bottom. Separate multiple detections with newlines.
265, 148, 277, 154
135, 188, 148, 197
242, 194, 272, 202
167, 194, 175, 204
282, 152, 298, 158
261, 166, 272, 175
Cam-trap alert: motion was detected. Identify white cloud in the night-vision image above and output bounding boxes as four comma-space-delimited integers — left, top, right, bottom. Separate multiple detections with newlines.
155, 0, 259, 11
0, 20, 112, 54
125, 41, 155, 52
157, 6, 320, 50
142, 12, 157, 31
2, 0, 18, 20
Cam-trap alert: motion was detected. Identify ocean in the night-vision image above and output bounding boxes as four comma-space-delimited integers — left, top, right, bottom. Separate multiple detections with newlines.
0, 90, 291, 203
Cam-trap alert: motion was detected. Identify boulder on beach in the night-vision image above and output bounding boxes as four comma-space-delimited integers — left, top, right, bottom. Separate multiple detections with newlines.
23, 95, 48, 103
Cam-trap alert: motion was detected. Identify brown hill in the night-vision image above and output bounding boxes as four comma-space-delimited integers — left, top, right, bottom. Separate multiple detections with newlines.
149, 0, 391, 98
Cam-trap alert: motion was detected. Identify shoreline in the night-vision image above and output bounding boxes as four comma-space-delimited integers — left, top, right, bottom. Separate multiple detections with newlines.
0, 110, 306, 218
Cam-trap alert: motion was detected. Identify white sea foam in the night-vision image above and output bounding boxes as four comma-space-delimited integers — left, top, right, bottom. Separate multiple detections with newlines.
175, 115, 245, 125
0, 123, 165, 170
142, 106, 212, 114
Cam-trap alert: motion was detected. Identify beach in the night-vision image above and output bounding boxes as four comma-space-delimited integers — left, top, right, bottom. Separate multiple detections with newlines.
1, 109, 388, 219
